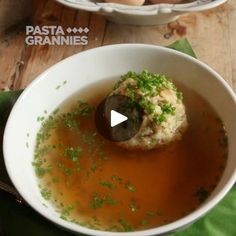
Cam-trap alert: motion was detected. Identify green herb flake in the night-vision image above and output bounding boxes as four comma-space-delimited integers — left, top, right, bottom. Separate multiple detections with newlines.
118, 219, 133, 232
70, 219, 79, 224
104, 194, 118, 206
56, 162, 73, 176
139, 98, 155, 115
53, 108, 60, 115
32, 161, 52, 178
161, 102, 176, 115
36, 115, 57, 146
60, 112, 79, 129
90, 162, 97, 173
34, 166, 46, 178
147, 210, 155, 217
107, 225, 121, 232
141, 218, 148, 226
126, 83, 136, 100
141, 210, 156, 226
35, 145, 54, 159
40, 187, 52, 200
75, 100, 94, 117
125, 182, 136, 192
42, 203, 48, 208
89, 192, 117, 209
90, 192, 104, 209
153, 113, 166, 124
82, 132, 96, 145
64, 146, 82, 162
60, 204, 74, 221
98, 149, 107, 161
176, 91, 183, 101
100, 181, 115, 189
112, 175, 123, 184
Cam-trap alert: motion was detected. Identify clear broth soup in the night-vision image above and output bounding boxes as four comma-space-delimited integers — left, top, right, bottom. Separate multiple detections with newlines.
33, 79, 228, 232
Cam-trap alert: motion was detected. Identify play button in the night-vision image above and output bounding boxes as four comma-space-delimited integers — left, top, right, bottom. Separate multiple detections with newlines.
111, 110, 128, 127
95, 95, 143, 142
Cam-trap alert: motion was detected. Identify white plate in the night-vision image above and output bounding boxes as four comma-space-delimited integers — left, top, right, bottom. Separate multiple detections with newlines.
55, 0, 227, 25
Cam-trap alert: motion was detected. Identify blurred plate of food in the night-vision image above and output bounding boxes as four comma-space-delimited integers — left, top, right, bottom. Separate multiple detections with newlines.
55, 0, 227, 25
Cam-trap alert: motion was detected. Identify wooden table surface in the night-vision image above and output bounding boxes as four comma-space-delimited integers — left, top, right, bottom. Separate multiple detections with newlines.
0, 0, 235, 92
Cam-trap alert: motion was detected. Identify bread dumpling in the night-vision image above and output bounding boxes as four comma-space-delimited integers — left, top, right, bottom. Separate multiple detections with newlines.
111, 70, 188, 150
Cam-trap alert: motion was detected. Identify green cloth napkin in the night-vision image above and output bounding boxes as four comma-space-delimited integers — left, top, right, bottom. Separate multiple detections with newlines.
0, 39, 235, 236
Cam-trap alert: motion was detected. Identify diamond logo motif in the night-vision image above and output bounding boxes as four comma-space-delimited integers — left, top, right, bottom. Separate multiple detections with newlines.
66, 27, 72, 33
66, 27, 90, 34
78, 27, 83, 33
84, 27, 89, 33
72, 28, 77, 33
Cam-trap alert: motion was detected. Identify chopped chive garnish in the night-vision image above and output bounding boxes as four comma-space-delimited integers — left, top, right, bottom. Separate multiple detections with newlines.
125, 182, 136, 192
40, 187, 51, 200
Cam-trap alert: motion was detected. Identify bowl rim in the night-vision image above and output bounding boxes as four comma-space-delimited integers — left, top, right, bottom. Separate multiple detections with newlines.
3, 43, 236, 236
55, 0, 227, 15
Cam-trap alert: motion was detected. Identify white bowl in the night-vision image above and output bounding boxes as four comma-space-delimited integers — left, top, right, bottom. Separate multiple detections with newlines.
3, 44, 236, 236
55, 0, 227, 25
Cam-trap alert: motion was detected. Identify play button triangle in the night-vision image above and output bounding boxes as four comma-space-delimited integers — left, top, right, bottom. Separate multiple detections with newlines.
95, 94, 142, 142
110, 110, 128, 127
